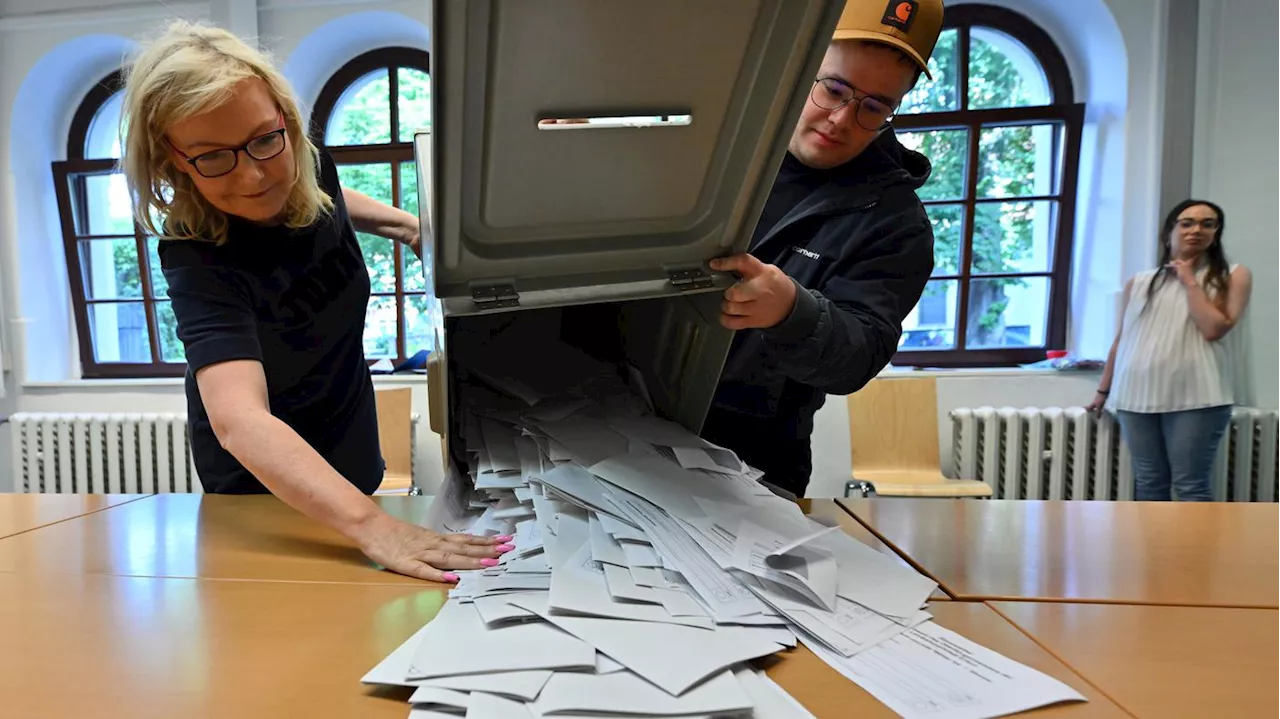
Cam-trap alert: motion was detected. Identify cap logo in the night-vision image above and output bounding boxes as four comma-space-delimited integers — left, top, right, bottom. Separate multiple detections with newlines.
881, 0, 918, 32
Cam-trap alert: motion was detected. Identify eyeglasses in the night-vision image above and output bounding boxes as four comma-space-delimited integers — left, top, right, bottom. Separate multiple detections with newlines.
809, 78, 898, 131
168, 116, 288, 179
1175, 217, 1219, 231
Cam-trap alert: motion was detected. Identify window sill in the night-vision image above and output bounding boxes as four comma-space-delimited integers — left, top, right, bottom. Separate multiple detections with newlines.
879, 366, 1101, 379
22, 373, 429, 391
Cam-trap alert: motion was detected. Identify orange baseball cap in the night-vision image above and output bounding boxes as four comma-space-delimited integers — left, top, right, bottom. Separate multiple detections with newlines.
831, 0, 945, 79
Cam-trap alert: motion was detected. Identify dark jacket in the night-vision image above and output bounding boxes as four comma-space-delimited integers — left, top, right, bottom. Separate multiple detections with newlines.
706, 129, 934, 487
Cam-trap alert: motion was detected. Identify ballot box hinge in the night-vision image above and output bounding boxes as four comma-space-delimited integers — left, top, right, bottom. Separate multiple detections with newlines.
667, 267, 713, 291
471, 283, 520, 309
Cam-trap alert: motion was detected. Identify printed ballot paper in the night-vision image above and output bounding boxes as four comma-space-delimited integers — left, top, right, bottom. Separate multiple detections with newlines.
363, 326, 1086, 719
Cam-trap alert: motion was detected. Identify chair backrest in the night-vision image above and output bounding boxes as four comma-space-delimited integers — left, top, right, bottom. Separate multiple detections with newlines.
375, 387, 413, 484
847, 377, 941, 473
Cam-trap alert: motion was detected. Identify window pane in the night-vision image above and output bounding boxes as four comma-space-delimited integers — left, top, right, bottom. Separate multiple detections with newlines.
73, 173, 134, 236
146, 237, 168, 298
966, 276, 1049, 349
87, 302, 151, 363
397, 67, 432, 142
155, 300, 185, 362
924, 204, 963, 276
405, 293, 440, 354
899, 279, 957, 350
968, 28, 1052, 110
900, 28, 959, 114
399, 161, 427, 293
359, 233, 398, 294
977, 124, 1060, 198
337, 163, 393, 205
325, 68, 391, 146
971, 200, 1056, 274
78, 239, 142, 299
364, 295, 398, 359
897, 129, 967, 201
85, 91, 124, 159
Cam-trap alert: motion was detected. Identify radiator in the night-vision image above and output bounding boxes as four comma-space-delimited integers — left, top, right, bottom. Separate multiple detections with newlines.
950, 406, 1279, 502
9, 413, 200, 494
8, 411, 422, 494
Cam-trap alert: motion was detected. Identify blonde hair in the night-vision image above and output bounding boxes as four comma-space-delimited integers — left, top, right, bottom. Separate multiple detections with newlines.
121, 20, 333, 244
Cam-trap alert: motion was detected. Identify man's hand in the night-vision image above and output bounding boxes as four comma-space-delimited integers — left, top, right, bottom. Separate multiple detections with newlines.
352, 513, 512, 583
710, 254, 798, 330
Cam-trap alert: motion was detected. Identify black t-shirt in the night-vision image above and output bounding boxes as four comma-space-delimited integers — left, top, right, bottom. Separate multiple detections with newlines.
158, 149, 383, 494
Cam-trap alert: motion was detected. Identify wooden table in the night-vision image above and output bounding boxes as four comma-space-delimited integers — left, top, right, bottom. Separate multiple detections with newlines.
0, 568, 1124, 719
803, 498, 949, 600
0, 494, 437, 585
0, 571, 440, 718
0, 493, 148, 540
838, 498, 1279, 607
992, 601, 1279, 718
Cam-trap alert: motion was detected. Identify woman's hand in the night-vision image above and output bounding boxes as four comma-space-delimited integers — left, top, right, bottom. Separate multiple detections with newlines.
1085, 391, 1109, 416
1168, 258, 1198, 286
353, 513, 512, 583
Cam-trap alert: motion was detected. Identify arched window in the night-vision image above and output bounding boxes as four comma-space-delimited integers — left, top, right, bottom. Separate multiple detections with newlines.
53, 71, 185, 378
891, 5, 1083, 367
311, 47, 436, 365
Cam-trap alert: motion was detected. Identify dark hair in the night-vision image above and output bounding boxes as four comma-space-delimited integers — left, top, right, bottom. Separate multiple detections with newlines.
1148, 199, 1230, 305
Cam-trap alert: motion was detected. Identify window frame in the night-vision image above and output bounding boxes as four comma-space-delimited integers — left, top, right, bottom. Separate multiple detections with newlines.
311, 47, 432, 367
890, 5, 1085, 368
53, 70, 185, 378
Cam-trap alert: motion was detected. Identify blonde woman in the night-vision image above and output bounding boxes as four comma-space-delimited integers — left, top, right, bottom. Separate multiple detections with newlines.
121, 21, 507, 580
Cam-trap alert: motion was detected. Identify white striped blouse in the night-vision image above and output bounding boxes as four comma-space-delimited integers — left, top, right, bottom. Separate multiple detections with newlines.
1108, 265, 1238, 413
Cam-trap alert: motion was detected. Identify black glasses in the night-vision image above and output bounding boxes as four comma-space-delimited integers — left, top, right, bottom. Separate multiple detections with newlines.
810, 78, 898, 131
169, 121, 288, 179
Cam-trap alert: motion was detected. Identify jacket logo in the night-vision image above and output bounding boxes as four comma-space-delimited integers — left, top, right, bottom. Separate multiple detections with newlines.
790, 246, 822, 261
882, 0, 917, 32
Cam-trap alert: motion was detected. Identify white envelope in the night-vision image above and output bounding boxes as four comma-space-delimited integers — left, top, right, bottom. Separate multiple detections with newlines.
532, 668, 752, 717
408, 601, 595, 679
510, 595, 781, 695
418, 670, 552, 702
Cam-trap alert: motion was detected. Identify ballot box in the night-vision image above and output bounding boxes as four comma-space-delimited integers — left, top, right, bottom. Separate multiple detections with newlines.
415, 0, 845, 475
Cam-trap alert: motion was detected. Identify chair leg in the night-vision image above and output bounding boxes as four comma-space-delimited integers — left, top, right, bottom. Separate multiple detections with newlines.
844, 480, 877, 498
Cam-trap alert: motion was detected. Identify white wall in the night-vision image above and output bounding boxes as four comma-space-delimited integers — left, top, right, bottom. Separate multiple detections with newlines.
1, 0, 1275, 494
1190, 0, 1279, 409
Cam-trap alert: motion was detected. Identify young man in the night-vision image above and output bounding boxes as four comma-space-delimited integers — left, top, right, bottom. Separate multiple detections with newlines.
702, 0, 944, 497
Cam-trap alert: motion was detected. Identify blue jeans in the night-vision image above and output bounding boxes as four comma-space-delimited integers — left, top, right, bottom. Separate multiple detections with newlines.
1116, 406, 1232, 501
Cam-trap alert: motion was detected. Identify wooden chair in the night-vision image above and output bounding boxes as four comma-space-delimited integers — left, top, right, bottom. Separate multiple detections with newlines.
375, 387, 414, 494
846, 377, 992, 498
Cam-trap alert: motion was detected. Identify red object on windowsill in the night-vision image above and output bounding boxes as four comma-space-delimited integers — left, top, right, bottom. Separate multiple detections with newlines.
1046, 350, 1069, 359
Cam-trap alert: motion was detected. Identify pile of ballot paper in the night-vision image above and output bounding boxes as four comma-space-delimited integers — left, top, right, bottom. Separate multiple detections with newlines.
363, 321, 1086, 719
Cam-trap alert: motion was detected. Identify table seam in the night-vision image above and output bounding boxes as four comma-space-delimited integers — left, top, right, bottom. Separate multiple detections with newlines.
834, 498, 960, 600
0, 568, 451, 589
0, 494, 157, 542
984, 600, 1140, 719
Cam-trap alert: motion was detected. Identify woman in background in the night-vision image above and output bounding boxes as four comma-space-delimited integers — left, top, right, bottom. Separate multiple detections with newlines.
1089, 199, 1252, 501
121, 20, 507, 579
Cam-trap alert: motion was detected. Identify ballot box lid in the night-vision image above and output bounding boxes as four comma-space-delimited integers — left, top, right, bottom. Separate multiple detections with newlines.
416, 0, 844, 314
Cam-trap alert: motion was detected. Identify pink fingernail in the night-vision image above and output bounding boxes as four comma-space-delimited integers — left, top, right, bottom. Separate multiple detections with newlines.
480, 558, 500, 567
495, 544, 515, 554
442, 573, 459, 582
495, 535, 514, 543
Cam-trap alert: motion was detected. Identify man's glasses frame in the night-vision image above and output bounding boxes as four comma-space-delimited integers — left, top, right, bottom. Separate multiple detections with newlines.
809, 77, 899, 132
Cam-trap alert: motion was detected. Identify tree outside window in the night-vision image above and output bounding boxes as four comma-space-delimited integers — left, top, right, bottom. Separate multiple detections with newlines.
311, 48, 438, 366
890, 6, 1083, 367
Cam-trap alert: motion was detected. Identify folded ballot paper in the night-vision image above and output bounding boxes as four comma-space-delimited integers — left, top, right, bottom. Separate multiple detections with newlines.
365, 327, 1086, 719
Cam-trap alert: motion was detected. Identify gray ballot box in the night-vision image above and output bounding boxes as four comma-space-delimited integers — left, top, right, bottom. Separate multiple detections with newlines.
415, 0, 845, 474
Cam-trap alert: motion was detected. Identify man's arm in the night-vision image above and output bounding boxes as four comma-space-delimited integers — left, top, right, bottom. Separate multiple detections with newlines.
714, 217, 933, 396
